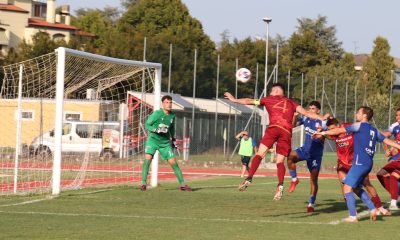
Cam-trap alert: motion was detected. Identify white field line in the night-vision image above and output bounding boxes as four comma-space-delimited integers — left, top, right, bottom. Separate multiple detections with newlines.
0, 197, 53, 207
0, 210, 341, 225
330, 210, 371, 224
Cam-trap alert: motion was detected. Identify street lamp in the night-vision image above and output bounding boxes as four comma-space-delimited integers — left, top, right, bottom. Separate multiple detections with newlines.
262, 17, 272, 134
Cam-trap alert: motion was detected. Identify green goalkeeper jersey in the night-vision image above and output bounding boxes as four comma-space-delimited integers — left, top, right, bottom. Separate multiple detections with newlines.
145, 109, 175, 144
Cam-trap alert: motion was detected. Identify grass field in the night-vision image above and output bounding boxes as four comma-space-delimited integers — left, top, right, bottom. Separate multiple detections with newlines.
0, 176, 399, 239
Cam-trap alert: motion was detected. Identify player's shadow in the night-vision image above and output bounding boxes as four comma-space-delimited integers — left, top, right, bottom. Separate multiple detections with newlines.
164, 185, 238, 192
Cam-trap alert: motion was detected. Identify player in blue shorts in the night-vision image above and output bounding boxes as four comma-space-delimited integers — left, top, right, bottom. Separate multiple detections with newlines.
287, 101, 326, 212
315, 106, 400, 222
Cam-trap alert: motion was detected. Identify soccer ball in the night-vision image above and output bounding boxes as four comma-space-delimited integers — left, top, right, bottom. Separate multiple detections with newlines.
236, 68, 252, 83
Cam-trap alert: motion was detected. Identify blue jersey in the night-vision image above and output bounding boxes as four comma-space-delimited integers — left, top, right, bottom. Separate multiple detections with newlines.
388, 122, 400, 142
345, 122, 386, 168
298, 116, 326, 156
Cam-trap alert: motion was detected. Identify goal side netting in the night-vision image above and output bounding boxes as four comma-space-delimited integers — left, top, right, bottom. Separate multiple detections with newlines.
0, 47, 161, 196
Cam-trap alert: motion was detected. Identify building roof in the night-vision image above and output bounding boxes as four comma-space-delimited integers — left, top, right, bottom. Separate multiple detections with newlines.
28, 18, 78, 31
74, 30, 96, 37
354, 54, 400, 69
0, 4, 29, 13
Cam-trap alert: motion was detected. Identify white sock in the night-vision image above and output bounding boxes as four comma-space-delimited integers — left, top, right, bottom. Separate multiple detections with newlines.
391, 199, 397, 206
308, 203, 314, 207
292, 177, 298, 182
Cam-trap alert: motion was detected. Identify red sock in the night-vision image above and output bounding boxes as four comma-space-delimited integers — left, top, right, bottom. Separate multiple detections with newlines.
389, 175, 399, 200
248, 155, 263, 179
377, 175, 390, 192
277, 162, 286, 185
370, 196, 383, 208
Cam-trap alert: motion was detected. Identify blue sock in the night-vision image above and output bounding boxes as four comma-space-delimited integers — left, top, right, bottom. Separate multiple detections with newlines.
356, 189, 375, 211
344, 192, 357, 217
309, 195, 316, 205
289, 170, 297, 179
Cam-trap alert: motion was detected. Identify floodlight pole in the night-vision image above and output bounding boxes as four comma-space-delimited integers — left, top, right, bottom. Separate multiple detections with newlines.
262, 17, 272, 134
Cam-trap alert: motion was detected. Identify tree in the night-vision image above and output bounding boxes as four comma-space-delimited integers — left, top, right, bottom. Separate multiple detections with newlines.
296, 15, 344, 61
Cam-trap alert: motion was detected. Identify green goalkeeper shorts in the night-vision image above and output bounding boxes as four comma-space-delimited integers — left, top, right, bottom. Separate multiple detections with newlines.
145, 139, 175, 160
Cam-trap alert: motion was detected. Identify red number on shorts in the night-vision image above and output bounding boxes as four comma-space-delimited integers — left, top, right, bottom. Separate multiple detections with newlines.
272, 100, 288, 113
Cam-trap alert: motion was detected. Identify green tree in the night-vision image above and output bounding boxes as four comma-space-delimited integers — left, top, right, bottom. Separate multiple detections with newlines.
297, 15, 344, 61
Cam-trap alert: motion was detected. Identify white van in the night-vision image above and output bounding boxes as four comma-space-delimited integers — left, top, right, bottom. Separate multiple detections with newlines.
30, 121, 120, 159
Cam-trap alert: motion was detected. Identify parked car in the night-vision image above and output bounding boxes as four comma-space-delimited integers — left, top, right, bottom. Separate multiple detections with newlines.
30, 121, 120, 159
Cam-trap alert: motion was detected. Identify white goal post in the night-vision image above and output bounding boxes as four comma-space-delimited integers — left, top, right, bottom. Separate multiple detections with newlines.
0, 47, 162, 196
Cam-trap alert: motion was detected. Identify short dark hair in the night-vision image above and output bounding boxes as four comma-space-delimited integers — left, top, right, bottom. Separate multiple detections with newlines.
308, 101, 321, 110
326, 118, 339, 127
359, 106, 374, 120
271, 83, 285, 94
162, 95, 172, 102
396, 107, 400, 112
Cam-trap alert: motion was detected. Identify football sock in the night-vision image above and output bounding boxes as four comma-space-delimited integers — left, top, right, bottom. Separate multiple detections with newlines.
357, 189, 376, 211
391, 199, 397, 206
171, 162, 185, 185
344, 192, 357, 217
248, 155, 263, 179
309, 195, 316, 205
390, 175, 399, 200
370, 195, 383, 208
277, 162, 286, 186
141, 159, 151, 185
289, 170, 297, 181
377, 175, 390, 192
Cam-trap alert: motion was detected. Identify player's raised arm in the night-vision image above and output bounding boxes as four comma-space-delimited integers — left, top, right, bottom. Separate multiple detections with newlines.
224, 92, 256, 105
295, 105, 330, 121
313, 126, 346, 137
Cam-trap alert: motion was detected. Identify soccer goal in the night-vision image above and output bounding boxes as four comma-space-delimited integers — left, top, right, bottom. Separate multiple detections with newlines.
0, 47, 161, 196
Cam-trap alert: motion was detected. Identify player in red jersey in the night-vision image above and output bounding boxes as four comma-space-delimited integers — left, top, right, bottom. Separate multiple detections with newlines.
326, 118, 391, 215
224, 83, 330, 200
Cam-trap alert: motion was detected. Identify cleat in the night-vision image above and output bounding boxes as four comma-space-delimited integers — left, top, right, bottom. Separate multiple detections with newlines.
370, 209, 378, 221
307, 206, 315, 213
238, 179, 252, 192
273, 185, 284, 201
289, 179, 300, 193
378, 207, 391, 216
343, 216, 358, 223
180, 185, 192, 191
140, 184, 147, 191
388, 204, 399, 211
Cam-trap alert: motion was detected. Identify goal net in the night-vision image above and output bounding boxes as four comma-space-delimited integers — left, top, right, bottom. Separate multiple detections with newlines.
0, 48, 161, 196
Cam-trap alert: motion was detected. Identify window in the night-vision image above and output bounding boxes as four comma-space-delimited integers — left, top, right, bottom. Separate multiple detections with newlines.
65, 112, 82, 121
15, 110, 34, 121
32, 2, 47, 18
53, 33, 66, 42
76, 124, 103, 139
103, 111, 118, 121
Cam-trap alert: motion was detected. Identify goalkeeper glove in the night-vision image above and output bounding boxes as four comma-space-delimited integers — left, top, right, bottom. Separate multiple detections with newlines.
171, 138, 178, 149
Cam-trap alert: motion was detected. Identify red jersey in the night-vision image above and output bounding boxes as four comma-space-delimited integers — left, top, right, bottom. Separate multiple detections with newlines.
260, 95, 299, 133
331, 123, 354, 167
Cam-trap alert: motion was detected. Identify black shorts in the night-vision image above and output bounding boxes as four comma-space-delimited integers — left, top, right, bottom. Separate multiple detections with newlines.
241, 156, 251, 166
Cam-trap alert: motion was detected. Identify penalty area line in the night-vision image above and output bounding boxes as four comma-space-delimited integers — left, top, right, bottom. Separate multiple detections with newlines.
0, 210, 340, 225
0, 197, 54, 208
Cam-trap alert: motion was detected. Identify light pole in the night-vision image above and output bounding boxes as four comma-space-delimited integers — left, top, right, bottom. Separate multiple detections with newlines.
262, 17, 272, 134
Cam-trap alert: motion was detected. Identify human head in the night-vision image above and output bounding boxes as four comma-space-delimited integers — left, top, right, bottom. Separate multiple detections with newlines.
395, 107, 400, 123
308, 101, 321, 114
270, 83, 285, 96
356, 106, 373, 122
326, 117, 340, 130
242, 131, 249, 139
161, 95, 173, 112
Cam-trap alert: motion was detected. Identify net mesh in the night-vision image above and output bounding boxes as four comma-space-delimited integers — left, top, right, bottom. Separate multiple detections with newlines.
0, 49, 157, 196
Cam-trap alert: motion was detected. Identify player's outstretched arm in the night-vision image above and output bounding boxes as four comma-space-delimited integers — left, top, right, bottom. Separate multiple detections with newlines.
313, 127, 346, 137
383, 138, 400, 150
224, 92, 255, 105
296, 106, 330, 121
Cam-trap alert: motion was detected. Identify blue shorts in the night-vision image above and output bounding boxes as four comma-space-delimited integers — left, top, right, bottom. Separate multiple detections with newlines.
295, 147, 322, 172
342, 165, 371, 188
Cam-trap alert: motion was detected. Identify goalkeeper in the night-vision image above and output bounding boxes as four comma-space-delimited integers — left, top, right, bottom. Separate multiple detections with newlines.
140, 95, 191, 191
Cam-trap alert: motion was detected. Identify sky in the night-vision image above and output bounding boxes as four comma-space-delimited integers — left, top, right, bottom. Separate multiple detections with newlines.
57, 0, 400, 57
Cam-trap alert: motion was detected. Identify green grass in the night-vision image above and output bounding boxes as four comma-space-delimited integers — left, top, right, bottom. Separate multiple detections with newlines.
0, 177, 398, 239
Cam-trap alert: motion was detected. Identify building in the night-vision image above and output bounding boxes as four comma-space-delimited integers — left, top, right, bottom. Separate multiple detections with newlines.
0, 0, 93, 55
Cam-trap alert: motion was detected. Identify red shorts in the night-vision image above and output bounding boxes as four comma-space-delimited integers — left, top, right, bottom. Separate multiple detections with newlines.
260, 126, 292, 157
382, 160, 400, 175
337, 162, 351, 173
